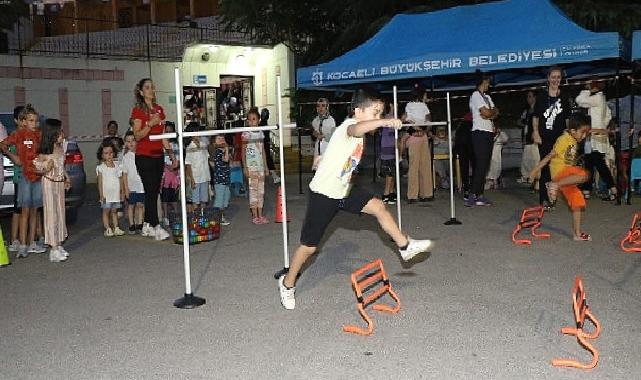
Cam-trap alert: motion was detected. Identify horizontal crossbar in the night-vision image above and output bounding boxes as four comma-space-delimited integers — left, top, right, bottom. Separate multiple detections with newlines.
402, 121, 448, 127
149, 124, 297, 140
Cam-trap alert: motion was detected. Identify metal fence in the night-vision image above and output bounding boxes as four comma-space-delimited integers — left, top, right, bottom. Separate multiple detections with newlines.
3, 16, 262, 61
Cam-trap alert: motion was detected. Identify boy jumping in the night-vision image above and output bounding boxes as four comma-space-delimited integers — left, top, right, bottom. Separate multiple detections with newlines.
529, 114, 592, 241
278, 88, 433, 310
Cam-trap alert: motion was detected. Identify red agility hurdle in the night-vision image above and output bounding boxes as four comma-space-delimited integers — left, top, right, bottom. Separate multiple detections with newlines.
620, 212, 641, 253
343, 259, 401, 336
512, 206, 550, 245
552, 276, 601, 370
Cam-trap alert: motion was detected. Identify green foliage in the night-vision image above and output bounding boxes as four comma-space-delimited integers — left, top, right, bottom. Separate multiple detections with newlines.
556, 0, 641, 39
0, 0, 29, 31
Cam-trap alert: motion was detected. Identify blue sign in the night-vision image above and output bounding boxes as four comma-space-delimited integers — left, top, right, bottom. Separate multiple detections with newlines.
193, 75, 207, 85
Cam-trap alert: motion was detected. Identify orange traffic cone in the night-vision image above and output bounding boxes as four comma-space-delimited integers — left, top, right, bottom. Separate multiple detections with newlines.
0, 228, 10, 268
275, 185, 290, 223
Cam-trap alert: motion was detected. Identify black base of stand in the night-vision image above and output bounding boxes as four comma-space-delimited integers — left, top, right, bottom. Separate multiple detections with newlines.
444, 218, 462, 225
173, 293, 206, 309
274, 267, 289, 279
273, 267, 302, 280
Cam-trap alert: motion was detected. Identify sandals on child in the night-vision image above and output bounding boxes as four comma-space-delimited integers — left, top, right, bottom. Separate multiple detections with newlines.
545, 182, 559, 203
573, 232, 592, 242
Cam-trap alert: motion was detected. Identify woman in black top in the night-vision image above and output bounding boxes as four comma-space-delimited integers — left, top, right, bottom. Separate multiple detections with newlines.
531, 67, 570, 208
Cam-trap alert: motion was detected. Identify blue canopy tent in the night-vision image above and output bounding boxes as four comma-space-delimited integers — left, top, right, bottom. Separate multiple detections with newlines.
297, 0, 624, 90
295, 0, 628, 221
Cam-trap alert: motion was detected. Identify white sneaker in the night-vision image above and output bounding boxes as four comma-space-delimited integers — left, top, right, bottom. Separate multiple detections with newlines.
399, 237, 433, 261
278, 275, 296, 310
162, 217, 170, 227
154, 225, 170, 241
58, 246, 69, 258
141, 222, 154, 237
113, 227, 125, 236
220, 216, 230, 226
16, 245, 28, 258
27, 242, 47, 254
104, 227, 114, 237
8, 239, 20, 252
49, 247, 67, 263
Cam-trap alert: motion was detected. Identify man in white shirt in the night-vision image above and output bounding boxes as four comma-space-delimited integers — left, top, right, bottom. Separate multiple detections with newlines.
467, 74, 499, 207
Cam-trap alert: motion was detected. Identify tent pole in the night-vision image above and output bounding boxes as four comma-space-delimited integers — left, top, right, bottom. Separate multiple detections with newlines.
393, 85, 402, 230
444, 91, 461, 226
628, 78, 636, 204
298, 103, 303, 195
615, 60, 622, 205
373, 130, 377, 183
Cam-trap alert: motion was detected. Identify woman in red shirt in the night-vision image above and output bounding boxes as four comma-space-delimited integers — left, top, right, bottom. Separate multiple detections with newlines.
131, 78, 176, 240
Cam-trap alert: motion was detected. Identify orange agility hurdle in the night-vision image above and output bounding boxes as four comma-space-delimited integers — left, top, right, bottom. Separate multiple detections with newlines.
512, 206, 550, 245
343, 259, 400, 336
552, 276, 601, 370
620, 212, 641, 253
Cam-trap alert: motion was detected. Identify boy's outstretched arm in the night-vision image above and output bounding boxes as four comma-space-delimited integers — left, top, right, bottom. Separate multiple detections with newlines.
529, 151, 555, 182
348, 119, 402, 137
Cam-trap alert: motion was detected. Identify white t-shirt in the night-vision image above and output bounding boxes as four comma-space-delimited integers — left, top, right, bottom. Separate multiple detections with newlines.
185, 141, 211, 184
404, 101, 430, 124
311, 115, 337, 155
241, 131, 265, 172
309, 118, 362, 199
96, 162, 122, 203
122, 151, 144, 193
575, 90, 611, 153
469, 91, 495, 132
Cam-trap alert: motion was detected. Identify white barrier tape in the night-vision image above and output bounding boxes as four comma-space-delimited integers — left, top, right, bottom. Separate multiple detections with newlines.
402, 121, 448, 127
149, 123, 298, 141
68, 135, 108, 142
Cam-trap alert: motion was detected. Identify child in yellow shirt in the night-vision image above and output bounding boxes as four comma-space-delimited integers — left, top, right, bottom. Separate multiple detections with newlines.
530, 114, 592, 241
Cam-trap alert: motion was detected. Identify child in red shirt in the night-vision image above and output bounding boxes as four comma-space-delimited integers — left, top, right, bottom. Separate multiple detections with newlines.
0, 104, 46, 257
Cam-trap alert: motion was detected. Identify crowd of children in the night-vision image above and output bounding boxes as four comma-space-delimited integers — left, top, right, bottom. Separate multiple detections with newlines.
0, 105, 70, 262
92, 106, 275, 240
0, 98, 279, 265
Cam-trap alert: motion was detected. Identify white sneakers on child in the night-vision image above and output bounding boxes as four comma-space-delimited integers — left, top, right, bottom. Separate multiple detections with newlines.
278, 275, 296, 310
8, 239, 20, 252
27, 242, 47, 254
49, 247, 68, 263
104, 227, 124, 237
399, 237, 433, 261
58, 246, 69, 259
139, 222, 169, 241
16, 245, 28, 258
141, 222, 154, 237
154, 225, 170, 241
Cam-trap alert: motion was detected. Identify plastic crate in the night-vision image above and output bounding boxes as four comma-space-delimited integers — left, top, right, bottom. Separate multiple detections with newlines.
169, 208, 221, 245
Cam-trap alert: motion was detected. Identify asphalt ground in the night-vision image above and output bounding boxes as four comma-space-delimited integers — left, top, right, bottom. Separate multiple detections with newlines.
1, 174, 640, 379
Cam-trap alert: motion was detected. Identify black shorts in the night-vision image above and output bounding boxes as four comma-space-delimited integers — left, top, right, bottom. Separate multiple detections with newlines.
380, 159, 395, 178
161, 187, 177, 203
300, 187, 374, 247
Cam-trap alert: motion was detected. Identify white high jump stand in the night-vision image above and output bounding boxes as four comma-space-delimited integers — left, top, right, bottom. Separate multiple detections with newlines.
392, 86, 461, 229
151, 69, 294, 309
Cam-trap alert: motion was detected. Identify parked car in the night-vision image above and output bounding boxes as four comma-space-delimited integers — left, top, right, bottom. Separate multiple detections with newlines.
0, 112, 86, 224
